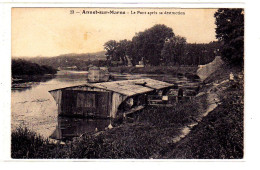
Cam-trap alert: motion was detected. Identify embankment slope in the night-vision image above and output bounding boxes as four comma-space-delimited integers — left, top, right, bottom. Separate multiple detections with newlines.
163, 64, 244, 159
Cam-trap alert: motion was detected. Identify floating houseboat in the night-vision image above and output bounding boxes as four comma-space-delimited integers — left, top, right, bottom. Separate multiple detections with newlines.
49, 78, 175, 118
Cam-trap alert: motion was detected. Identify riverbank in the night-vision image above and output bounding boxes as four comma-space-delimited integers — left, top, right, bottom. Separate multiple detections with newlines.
108, 66, 198, 76
164, 64, 244, 158
12, 59, 58, 89
11, 64, 244, 159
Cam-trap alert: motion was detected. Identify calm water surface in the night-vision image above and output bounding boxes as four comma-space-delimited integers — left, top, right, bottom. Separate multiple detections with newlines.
11, 70, 199, 140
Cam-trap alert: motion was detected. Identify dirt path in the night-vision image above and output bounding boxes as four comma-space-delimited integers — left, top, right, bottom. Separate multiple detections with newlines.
151, 82, 225, 158
170, 79, 229, 144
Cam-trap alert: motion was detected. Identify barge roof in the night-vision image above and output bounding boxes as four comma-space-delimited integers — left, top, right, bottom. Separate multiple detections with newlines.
49, 78, 174, 96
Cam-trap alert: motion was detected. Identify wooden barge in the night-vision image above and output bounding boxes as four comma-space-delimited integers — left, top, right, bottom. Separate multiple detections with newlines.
49, 78, 175, 118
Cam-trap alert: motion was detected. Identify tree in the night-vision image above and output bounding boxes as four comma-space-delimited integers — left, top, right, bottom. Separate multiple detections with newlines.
214, 8, 244, 66
104, 40, 118, 64
161, 36, 187, 65
131, 24, 174, 66
116, 39, 132, 66
104, 39, 133, 66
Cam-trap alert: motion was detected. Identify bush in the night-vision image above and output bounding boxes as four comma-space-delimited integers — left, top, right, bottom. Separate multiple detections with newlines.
12, 127, 48, 158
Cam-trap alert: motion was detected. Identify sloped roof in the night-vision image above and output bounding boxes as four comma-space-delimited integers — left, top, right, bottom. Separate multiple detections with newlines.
87, 78, 174, 96
49, 78, 174, 97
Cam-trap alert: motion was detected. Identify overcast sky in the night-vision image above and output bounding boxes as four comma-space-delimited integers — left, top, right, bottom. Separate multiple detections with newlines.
12, 8, 217, 57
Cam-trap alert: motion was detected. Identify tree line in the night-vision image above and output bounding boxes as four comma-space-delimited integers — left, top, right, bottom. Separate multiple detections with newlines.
12, 59, 57, 77
104, 8, 244, 67
104, 24, 220, 67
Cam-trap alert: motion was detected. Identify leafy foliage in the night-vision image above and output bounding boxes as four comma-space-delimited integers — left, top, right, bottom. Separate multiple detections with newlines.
12, 59, 57, 76
130, 24, 174, 66
104, 24, 220, 67
104, 40, 118, 61
11, 127, 58, 158
116, 39, 132, 66
161, 36, 187, 65
104, 39, 132, 66
214, 8, 244, 66
184, 41, 221, 65
104, 24, 175, 66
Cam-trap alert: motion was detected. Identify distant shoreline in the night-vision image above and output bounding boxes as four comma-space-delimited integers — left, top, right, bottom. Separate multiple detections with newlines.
12, 59, 57, 78
108, 65, 199, 78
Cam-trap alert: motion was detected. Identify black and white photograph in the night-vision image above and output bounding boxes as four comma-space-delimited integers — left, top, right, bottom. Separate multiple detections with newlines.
9, 7, 244, 159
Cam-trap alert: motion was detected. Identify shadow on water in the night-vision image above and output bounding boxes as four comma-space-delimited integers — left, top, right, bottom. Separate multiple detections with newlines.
50, 116, 111, 141
12, 74, 56, 91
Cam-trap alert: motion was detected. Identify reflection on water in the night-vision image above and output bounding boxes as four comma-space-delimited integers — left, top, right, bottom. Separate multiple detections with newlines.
11, 70, 200, 140
12, 75, 56, 91
50, 117, 110, 141
11, 70, 88, 139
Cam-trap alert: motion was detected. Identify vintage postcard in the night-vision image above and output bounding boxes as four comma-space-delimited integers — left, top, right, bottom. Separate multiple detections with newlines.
10, 7, 244, 159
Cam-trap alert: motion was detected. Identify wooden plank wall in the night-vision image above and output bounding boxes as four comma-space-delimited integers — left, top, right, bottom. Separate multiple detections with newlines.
49, 90, 62, 114
111, 93, 127, 118
50, 87, 132, 118
61, 90, 78, 115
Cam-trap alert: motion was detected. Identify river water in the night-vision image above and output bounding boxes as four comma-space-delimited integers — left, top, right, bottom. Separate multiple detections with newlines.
11, 70, 200, 140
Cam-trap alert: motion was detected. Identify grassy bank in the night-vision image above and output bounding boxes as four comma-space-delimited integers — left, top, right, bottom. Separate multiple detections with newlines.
163, 64, 244, 159
108, 66, 198, 75
11, 127, 64, 158
167, 86, 243, 159
12, 94, 207, 159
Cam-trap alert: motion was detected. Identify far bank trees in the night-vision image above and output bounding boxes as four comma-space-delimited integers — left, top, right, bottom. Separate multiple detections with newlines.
12, 59, 57, 76
104, 24, 219, 67
104, 24, 174, 66
130, 24, 174, 66
161, 36, 187, 65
